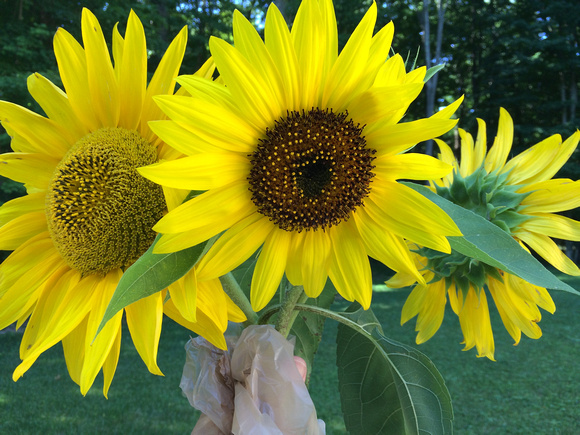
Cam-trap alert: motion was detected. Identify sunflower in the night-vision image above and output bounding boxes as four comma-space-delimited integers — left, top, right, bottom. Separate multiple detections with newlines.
138, 0, 463, 312
0, 9, 244, 397
388, 108, 580, 359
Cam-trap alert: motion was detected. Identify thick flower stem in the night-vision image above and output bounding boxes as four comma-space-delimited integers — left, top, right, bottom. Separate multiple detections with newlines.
219, 273, 258, 326
275, 284, 307, 338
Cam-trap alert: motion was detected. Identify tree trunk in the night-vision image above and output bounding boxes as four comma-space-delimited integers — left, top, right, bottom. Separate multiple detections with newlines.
421, 0, 446, 156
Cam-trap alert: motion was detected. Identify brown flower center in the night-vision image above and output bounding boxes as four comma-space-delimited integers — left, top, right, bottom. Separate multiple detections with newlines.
248, 108, 375, 232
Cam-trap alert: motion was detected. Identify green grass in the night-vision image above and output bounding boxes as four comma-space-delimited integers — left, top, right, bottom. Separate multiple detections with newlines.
2, 279, 580, 434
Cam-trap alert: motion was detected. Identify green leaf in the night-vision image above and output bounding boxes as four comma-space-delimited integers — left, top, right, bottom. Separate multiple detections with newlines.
95, 235, 213, 338
289, 281, 336, 385
336, 305, 453, 435
402, 181, 579, 295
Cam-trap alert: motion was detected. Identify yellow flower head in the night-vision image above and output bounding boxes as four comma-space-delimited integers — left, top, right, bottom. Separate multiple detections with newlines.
140, 0, 463, 311
388, 108, 580, 359
0, 9, 244, 396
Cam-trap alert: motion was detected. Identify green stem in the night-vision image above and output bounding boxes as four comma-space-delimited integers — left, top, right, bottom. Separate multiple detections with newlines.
219, 272, 258, 326
275, 284, 306, 338
262, 303, 365, 335
292, 304, 355, 328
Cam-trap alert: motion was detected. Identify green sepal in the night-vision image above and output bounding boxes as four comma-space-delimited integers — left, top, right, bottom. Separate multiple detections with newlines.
403, 182, 579, 295
424, 63, 446, 83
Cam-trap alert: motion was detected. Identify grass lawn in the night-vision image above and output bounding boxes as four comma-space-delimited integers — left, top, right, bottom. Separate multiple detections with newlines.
2, 276, 580, 434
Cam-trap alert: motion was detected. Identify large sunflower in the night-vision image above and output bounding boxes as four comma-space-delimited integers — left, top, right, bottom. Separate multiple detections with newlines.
0, 9, 244, 396
139, 0, 462, 312
388, 108, 580, 359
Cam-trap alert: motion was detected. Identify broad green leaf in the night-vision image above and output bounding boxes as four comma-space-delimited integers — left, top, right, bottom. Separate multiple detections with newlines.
403, 181, 579, 294
336, 305, 453, 435
96, 235, 212, 337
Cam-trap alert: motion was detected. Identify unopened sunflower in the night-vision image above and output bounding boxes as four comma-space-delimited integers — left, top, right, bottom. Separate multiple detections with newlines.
388, 108, 580, 359
0, 9, 244, 396
139, 0, 463, 311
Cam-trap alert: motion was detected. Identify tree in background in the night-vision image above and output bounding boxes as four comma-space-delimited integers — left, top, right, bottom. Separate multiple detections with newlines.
1, 0, 578, 203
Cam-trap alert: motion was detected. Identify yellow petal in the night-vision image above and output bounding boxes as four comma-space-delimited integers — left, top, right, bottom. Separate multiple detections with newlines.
154, 223, 228, 253
430, 95, 464, 120
197, 278, 228, 332
141, 26, 187, 141
415, 279, 447, 344
473, 118, 487, 169
503, 134, 574, 187
367, 182, 459, 252
374, 54, 406, 86
163, 298, 227, 350
81, 8, 120, 127
18, 268, 80, 361
401, 284, 426, 325
80, 269, 123, 395
285, 231, 305, 286
112, 23, 124, 81
368, 21, 395, 79
209, 36, 279, 130
366, 117, 458, 157
347, 83, 424, 128
447, 284, 462, 315
484, 107, 513, 173
153, 181, 254, 235
0, 232, 55, 295
521, 214, 580, 241
353, 206, 424, 285
53, 27, 99, 131
0, 250, 64, 330
152, 95, 257, 153
225, 292, 247, 323
322, 2, 376, 110
458, 129, 475, 177
62, 316, 89, 386
505, 272, 555, 314
264, 3, 301, 110
167, 268, 197, 323
139, 153, 250, 191
519, 179, 580, 212
291, 0, 325, 108
488, 276, 542, 342
301, 229, 331, 298
0, 101, 70, 157
196, 214, 273, 281
26, 73, 88, 142
328, 219, 372, 309
102, 324, 122, 398
233, 10, 286, 110
14, 271, 98, 381
457, 288, 495, 360
125, 292, 164, 376
0, 192, 44, 226
149, 120, 222, 155
0, 211, 47, 250
373, 153, 453, 181
251, 228, 291, 311
0, 152, 59, 188
488, 278, 521, 344
118, 10, 146, 130
515, 229, 580, 275
318, 0, 338, 79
